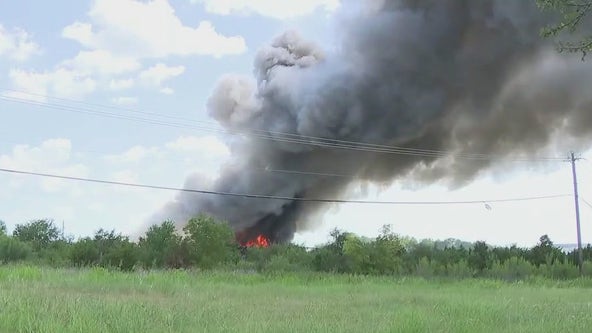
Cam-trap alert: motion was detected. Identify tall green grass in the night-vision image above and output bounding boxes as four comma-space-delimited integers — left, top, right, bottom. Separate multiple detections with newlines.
0, 265, 591, 332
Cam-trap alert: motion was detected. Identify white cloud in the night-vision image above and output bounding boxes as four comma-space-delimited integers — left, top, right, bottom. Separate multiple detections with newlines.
0, 135, 234, 238
106, 135, 230, 165
62, 0, 246, 59
165, 135, 230, 158
112, 170, 140, 183
193, 0, 340, 19
9, 0, 245, 100
62, 50, 141, 76
111, 96, 138, 106
106, 146, 163, 164
0, 24, 40, 61
109, 78, 135, 90
8, 68, 97, 101
7, 44, 138, 102
159, 87, 174, 95
139, 63, 185, 86
0, 139, 89, 193
138, 63, 184, 94
62, 22, 93, 46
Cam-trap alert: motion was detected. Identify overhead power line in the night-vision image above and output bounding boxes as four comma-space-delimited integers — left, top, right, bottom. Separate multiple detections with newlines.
0, 134, 570, 180
0, 139, 357, 179
0, 90, 566, 162
581, 197, 592, 210
0, 167, 572, 205
0, 93, 482, 159
264, 167, 355, 179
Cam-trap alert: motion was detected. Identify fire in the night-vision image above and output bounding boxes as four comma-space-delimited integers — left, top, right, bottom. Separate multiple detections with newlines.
243, 235, 270, 248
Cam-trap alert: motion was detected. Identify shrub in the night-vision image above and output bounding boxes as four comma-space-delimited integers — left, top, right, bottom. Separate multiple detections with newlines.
415, 257, 435, 278
12, 219, 60, 251
138, 221, 183, 268
447, 260, 472, 279
488, 257, 536, 280
543, 261, 580, 280
103, 240, 139, 271
69, 238, 100, 266
0, 235, 32, 263
183, 215, 239, 269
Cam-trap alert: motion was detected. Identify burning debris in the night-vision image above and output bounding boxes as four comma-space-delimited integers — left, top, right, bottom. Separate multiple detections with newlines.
152, 0, 592, 243
243, 235, 270, 248
235, 228, 271, 247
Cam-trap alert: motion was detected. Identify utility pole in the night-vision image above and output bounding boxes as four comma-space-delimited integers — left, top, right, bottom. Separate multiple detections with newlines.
570, 152, 584, 275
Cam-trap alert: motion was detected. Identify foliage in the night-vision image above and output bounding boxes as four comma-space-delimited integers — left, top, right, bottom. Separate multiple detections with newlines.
0, 235, 32, 263
12, 219, 60, 251
103, 239, 139, 271
528, 234, 564, 267
537, 0, 592, 59
36, 240, 72, 267
69, 237, 100, 266
259, 244, 314, 273
371, 225, 406, 274
138, 220, 184, 268
468, 241, 493, 274
0, 220, 6, 236
487, 256, 537, 281
0, 215, 590, 281
311, 229, 352, 273
183, 214, 239, 269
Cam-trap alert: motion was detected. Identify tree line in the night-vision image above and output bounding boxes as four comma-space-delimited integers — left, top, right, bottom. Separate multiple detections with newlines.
0, 217, 591, 280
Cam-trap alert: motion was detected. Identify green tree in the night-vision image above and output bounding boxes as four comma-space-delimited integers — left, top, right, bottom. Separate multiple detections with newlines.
252, 244, 313, 273
69, 237, 100, 266
343, 233, 368, 274
104, 239, 139, 271
139, 221, 184, 268
537, 0, 592, 58
0, 220, 6, 236
13, 219, 60, 250
492, 245, 527, 264
529, 234, 564, 266
312, 229, 352, 273
0, 235, 32, 263
183, 215, 238, 269
468, 241, 492, 274
369, 225, 406, 275
93, 229, 124, 264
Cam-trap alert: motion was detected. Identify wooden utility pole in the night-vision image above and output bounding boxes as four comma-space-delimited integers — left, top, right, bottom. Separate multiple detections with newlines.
570, 152, 584, 275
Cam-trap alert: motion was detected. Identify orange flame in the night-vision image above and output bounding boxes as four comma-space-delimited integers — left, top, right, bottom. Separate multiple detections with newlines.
244, 235, 270, 247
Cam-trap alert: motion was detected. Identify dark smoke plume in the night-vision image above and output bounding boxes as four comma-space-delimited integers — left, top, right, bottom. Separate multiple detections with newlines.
152, 0, 592, 243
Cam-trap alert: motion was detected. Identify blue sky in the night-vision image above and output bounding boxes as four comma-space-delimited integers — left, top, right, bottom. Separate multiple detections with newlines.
1, 0, 590, 247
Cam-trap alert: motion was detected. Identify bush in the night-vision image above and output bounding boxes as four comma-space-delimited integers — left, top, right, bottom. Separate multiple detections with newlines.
263, 255, 294, 274
183, 215, 239, 269
468, 241, 492, 274
415, 257, 435, 278
138, 221, 183, 269
369, 226, 406, 275
0, 236, 32, 263
543, 261, 580, 280
13, 219, 60, 251
265, 244, 313, 272
446, 260, 472, 279
312, 246, 350, 273
35, 241, 72, 267
69, 238, 100, 266
103, 240, 139, 271
487, 257, 536, 280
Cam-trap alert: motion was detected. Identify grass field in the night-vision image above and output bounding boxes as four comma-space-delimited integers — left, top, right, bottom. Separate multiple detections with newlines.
0, 266, 591, 332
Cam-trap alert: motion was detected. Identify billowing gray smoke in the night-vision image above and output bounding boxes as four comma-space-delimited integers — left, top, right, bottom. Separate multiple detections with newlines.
152, 0, 592, 243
